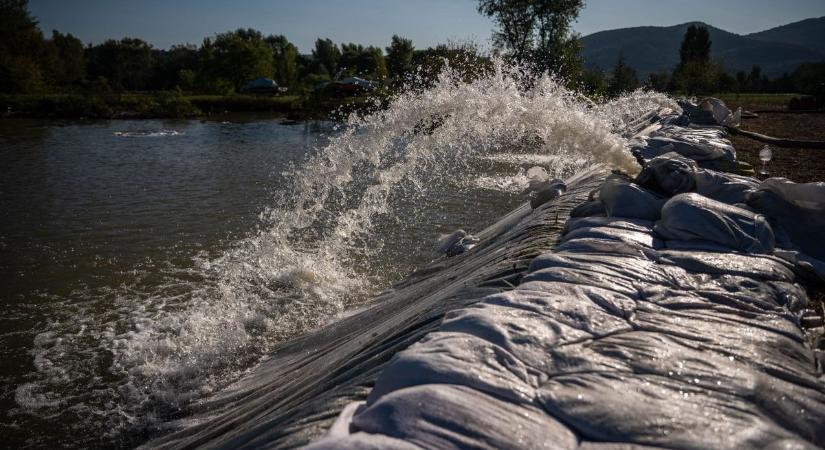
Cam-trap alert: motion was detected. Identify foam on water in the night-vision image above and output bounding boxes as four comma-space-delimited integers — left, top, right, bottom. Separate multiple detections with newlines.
16, 60, 678, 445
114, 129, 185, 137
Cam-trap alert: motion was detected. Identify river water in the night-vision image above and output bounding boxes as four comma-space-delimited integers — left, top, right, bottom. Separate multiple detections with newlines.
0, 66, 676, 448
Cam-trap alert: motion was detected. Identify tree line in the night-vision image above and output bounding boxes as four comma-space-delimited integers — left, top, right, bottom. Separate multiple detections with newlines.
0, 0, 494, 96
2, 0, 823, 103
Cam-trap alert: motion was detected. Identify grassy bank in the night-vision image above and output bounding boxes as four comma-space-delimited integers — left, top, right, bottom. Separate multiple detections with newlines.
0, 92, 374, 120
714, 93, 799, 112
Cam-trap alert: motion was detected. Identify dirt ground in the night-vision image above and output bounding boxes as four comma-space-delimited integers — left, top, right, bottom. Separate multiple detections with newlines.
730, 112, 825, 183
718, 99, 825, 183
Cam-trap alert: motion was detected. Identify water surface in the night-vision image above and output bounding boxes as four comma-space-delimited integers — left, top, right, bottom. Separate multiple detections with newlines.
0, 116, 521, 448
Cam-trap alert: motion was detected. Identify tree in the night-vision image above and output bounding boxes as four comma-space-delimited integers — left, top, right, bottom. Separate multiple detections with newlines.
673, 24, 716, 95
386, 35, 414, 80
312, 38, 341, 77
747, 65, 764, 92
339, 43, 386, 79
198, 29, 274, 92
152, 44, 199, 90
645, 71, 671, 93
87, 38, 155, 90
0, 0, 46, 92
791, 62, 825, 103
48, 30, 85, 86
266, 34, 299, 89
370, 46, 388, 79
478, 0, 584, 78
411, 42, 492, 86
679, 24, 711, 68
735, 70, 747, 93
716, 69, 736, 93
578, 67, 606, 96
673, 60, 718, 95
606, 53, 639, 97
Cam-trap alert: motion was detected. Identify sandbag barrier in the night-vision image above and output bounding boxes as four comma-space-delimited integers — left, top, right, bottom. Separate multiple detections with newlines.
148, 102, 825, 449
145, 164, 611, 449
305, 103, 825, 450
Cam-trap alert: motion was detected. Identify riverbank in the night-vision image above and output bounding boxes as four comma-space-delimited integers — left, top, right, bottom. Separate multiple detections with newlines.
0, 92, 380, 121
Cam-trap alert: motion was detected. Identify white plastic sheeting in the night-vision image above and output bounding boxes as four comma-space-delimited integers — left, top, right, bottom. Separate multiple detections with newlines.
636, 152, 758, 203
631, 108, 738, 170
698, 97, 742, 127
599, 176, 665, 221
655, 193, 775, 253
309, 168, 825, 450
306, 101, 825, 450
747, 178, 825, 260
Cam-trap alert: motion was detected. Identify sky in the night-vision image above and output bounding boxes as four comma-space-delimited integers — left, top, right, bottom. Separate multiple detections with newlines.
29, 0, 825, 52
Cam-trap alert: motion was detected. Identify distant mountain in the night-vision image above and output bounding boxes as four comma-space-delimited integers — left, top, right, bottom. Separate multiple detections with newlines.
746, 17, 825, 51
580, 19, 825, 78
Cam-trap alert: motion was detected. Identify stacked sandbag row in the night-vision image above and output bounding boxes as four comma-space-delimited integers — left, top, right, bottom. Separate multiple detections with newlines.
629, 98, 739, 172
307, 104, 825, 450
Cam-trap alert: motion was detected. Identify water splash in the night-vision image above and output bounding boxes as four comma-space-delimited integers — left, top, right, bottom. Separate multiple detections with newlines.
17, 60, 677, 446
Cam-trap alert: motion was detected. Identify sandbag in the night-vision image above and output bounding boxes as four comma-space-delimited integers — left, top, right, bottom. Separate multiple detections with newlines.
530, 180, 567, 209
698, 97, 742, 127
746, 178, 825, 260
351, 385, 578, 450
636, 153, 758, 203
634, 153, 698, 196
681, 97, 742, 127
367, 331, 535, 405
599, 176, 666, 220
305, 432, 422, 450
538, 373, 817, 450
654, 193, 775, 253
693, 168, 759, 204
638, 136, 735, 163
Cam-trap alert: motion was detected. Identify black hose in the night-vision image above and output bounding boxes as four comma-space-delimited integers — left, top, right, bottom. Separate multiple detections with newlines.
726, 126, 825, 150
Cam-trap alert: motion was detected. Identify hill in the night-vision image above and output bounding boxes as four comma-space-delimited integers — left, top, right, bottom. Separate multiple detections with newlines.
580, 19, 825, 77
746, 17, 825, 51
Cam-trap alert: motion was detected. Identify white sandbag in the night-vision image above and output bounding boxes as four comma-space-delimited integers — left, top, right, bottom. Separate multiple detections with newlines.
599, 177, 666, 220
529, 179, 567, 209
563, 226, 662, 249
550, 377, 816, 450
439, 303, 592, 370
565, 216, 655, 234
305, 432, 422, 450
655, 124, 728, 141
753, 178, 825, 210
538, 372, 818, 450
746, 178, 825, 260
635, 153, 757, 203
655, 249, 794, 282
643, 136, 734, 162
367, 331, 535, 405
693, 168, 759, 204
480, 289, 633, 337
325, 401, 365, 438
634, 153, 698, 196
774, 249, 825, 282
654, 193, 775, 254
698, 97, 741, 127
351, 385, 578, 450
554, 237, 651, 258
